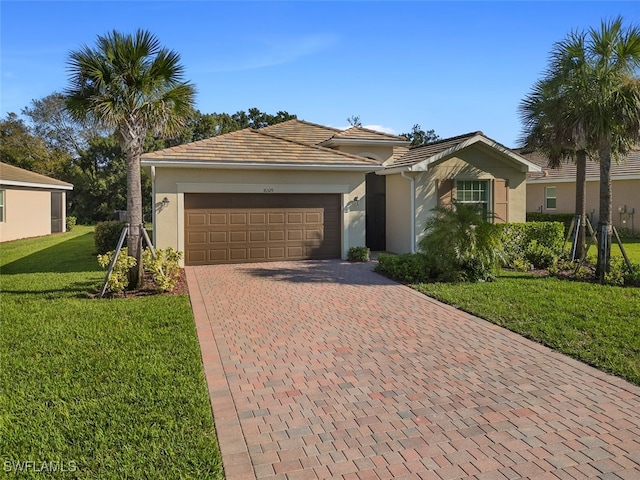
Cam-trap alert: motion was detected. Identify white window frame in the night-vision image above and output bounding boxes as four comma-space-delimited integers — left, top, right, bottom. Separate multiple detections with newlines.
545, 186, 557, 210
0, 189, 5, 223
456, 180, 490, 217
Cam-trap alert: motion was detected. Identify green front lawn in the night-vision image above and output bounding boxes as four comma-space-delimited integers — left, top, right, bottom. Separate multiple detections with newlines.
0, 227, 223, 479
413, 271, 640, 386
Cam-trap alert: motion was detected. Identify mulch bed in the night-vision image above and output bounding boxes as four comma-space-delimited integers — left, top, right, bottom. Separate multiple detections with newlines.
92, 269, 188, 299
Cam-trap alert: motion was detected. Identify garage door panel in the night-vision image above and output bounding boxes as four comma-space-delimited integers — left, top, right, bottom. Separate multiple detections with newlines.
185, 193, 341, 265
209, 213, 227, 225
188, 213, 207, 226
269, 213, 285, 224
209, 250, 227, 262
229, 213, 248, 225
287, 213, 303, 224
268, 247, 285, 259
209, 231, 227, 243
229, 231, 247, 242
188, 231, 207, 244
249, 231, 266, 242
250, 213, 266, 224
269, 230, 285, 241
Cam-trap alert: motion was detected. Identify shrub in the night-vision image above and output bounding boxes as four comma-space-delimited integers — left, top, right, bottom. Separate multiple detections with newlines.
65, 216, 77, 232
525, 239, 559, 269
374, 253, 431, 283
606, 258, 640, 287
419, 203, 502, 282
142, 247, 183, 293
499, 222, 564, 269
347, 246, 370, 262
97, 247, 137, 293
526, 212, 574, 235
94, 220, 126, 254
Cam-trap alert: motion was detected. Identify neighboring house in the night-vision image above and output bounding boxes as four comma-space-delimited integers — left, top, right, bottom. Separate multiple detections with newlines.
141, 120, 540, 265
0, 162, 73, 243
525, 149, 640, 233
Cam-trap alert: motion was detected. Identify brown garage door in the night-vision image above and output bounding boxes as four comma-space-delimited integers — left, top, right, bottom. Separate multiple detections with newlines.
184, 193, 341, 265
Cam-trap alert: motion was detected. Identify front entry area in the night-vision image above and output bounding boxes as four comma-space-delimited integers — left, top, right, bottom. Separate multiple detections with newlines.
184, 193, 341, 265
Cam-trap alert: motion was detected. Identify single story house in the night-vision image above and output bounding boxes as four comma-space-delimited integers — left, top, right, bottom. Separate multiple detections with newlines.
525, 149, 640, 233
0, 162, 73, 242
141, 120, 540, 265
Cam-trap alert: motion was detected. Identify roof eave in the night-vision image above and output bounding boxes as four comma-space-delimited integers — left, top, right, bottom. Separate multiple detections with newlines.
0, 179, 73, 190
140, 159, 382, 172
383, 135, 542, 174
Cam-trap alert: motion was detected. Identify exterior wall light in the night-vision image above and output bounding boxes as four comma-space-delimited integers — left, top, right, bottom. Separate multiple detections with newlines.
162, 197, 170, 207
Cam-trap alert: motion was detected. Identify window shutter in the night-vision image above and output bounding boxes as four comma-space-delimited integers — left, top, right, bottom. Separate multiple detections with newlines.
437, 179, 454, 206
493, 179, 509, 223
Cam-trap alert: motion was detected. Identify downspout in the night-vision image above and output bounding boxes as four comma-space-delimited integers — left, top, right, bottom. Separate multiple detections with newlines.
401, 170, 416, 253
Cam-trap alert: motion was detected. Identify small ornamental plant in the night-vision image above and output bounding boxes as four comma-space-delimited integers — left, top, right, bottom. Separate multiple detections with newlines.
142, 247, 183, 293
347, 246, 371, 262
97, 247, 137, 293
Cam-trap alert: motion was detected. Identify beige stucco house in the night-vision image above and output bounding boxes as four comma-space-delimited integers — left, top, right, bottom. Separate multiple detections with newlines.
525, 149, 640, 233
141, 120, 540, 265
0, 162, 73, 242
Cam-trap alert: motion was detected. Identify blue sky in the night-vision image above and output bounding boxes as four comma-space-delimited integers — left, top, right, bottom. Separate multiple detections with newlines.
1, 1, 638, 147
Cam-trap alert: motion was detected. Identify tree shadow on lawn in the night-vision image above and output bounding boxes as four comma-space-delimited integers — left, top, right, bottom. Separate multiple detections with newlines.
1, 233, 99, 274
1, 280, 101, 300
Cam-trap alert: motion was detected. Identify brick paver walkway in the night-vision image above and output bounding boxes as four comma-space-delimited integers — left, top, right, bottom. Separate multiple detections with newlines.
186, 261, 640, 480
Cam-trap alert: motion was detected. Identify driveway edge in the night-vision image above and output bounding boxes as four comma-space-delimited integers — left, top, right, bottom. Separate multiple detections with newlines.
186, 267, 256, 480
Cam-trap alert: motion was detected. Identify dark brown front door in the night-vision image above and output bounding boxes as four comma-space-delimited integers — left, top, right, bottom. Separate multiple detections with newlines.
184, 193, 341, 265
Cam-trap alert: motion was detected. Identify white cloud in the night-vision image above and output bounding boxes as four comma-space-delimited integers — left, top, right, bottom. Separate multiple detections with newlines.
363, 124, 398, 135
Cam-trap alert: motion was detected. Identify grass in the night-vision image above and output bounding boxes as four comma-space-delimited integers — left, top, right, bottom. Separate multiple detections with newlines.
0, 227, 223, 479
413, 271, 640, 386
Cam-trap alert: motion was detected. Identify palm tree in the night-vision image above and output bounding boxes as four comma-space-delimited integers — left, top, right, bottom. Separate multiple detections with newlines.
520, 17, 640, 282
519, 67, 592, 260
66, 30, 196, 288
582, 18, 640, 281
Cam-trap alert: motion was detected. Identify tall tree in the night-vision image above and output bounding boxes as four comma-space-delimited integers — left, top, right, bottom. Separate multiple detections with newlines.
0, 112, 69, 177
519, 38, 592, 260
520, 17, 640, 281
401, 124, 440, 147
66, 29, 196, 288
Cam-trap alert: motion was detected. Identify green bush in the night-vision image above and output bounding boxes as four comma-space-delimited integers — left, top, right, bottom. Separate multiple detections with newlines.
94, 220, 126, 254
142, 247, 183, 293
97, 247, 137, 293
526, 212, 574, 235
65, 216, 77, 232
419, 203, 502, 282
499, 222, 564, 269
607, 258, 640, 287
525, 239, 559, 269
374, 253, 431, 283
347, 246, 370, 262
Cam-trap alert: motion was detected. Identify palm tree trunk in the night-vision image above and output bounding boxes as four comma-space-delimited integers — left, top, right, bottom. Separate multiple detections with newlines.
596, 143, 612, 283
575, 150, 587, 259
123, 128, 145, 289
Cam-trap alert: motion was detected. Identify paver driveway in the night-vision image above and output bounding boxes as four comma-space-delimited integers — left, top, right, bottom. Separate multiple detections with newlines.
186, 260, 640, 480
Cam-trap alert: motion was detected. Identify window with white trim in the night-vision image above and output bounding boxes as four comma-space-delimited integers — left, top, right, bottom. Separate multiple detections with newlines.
545, 186, 557, 210
456, 180, 489, 217
0, 190, 4, 222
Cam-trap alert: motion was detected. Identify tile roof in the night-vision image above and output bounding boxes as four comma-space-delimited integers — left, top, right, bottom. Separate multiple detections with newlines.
329, 126, 409, 142
525, 149, 640, 181
141, 128, 381, 167
258, 119, 341, 146
0, 162, 73, 189
387, 132, 484, 169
